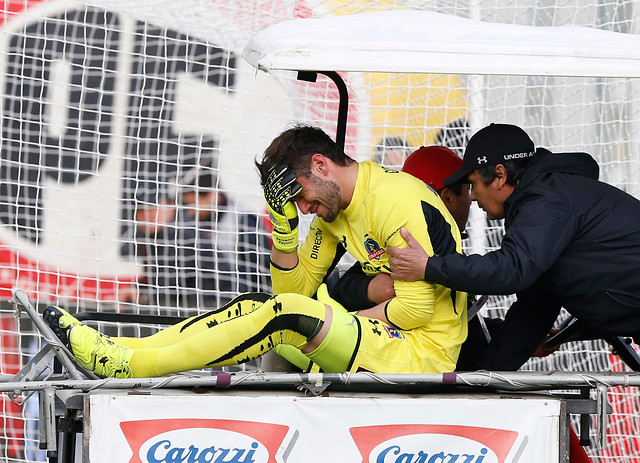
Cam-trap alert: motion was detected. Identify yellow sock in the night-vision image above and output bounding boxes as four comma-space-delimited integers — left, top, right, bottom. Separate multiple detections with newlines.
126, 293, 327, 378
113, 293, 269, 349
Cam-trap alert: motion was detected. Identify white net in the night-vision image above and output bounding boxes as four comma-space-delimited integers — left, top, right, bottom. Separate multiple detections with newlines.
0, 0, 639, 461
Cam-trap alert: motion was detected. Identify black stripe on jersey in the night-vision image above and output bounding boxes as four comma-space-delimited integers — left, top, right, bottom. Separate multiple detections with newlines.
205, 313, 322, 365
383, 300, 405, 330
270, 259, 296, 271
180, 292, 272, 332
421, 200, 458, 314
421, 200, 457, 256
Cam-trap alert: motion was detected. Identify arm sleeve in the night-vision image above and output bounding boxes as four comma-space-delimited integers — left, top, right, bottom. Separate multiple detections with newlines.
425, 191, 578, 295
381, 199, 460, 330
329, 263, 376, 310
479, 281, 562, 370
270, 217, 344, 297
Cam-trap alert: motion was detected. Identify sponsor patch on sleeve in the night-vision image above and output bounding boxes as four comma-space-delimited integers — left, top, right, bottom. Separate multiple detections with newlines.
384, 325, 404, 339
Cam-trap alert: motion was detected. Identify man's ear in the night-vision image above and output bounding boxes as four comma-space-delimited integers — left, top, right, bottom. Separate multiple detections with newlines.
310, 153, 329, 177
440, 188, 454, 205
494, 164, 509, 189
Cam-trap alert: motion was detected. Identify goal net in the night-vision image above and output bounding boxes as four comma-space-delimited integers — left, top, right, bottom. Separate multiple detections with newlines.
0, 0, 638, 461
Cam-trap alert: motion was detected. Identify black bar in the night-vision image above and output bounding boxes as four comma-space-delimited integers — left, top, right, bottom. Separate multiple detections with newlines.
76, 312, 185, 326
296, 70, 348, 152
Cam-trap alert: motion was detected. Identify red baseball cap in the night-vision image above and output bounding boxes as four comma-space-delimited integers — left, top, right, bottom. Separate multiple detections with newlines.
402, 146, 463, 191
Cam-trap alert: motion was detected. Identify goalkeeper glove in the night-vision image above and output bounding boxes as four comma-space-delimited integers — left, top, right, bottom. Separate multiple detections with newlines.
316, 283, 348, 313
264, 164, 302, 253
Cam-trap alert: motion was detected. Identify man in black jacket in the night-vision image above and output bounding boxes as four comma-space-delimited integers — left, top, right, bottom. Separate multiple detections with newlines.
389, 123, 640, 370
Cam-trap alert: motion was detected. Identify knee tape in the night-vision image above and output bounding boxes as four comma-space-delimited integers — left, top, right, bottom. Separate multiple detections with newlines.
307, 308, 359, 373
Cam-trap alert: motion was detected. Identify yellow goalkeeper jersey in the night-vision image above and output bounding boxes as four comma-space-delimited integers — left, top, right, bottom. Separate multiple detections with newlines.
271, 161, 467, 372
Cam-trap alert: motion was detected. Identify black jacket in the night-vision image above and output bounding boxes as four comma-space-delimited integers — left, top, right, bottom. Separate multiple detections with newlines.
426, 149, 640, 369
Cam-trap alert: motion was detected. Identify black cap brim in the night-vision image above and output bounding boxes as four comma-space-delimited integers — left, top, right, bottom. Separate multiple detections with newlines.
442, 167, 473, 187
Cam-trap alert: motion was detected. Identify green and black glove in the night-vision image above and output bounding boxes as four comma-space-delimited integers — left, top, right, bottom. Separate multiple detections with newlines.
263, 164, 302, 253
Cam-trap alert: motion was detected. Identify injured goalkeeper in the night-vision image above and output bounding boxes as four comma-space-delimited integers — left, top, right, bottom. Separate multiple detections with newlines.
44, 124, 467, 378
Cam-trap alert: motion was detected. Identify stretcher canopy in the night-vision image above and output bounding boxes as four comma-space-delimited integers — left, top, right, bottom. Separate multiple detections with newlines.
242, 10, 640, 78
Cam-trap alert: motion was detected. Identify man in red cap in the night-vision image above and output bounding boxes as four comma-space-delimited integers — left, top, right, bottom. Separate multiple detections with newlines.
403, 146, 472, 236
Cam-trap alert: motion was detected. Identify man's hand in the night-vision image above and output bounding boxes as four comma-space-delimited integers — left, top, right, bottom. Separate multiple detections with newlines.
532, 328, 561, 357
367, 273, 396, 304
263, 165, 302, 253
388, 227, 429, 282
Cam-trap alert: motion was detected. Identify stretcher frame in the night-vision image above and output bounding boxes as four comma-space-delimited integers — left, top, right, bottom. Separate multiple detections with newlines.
4, 286, 640, 462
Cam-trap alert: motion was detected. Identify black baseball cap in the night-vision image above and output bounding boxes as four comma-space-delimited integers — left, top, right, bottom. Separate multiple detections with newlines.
443, 123, 535, 187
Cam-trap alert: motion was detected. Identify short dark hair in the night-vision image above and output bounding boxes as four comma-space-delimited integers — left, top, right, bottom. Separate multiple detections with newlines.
256, 124, 353, 186
440, 180, 467, 197
477, 158, 533, 186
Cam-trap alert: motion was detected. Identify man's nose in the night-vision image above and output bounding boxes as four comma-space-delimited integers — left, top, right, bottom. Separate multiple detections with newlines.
295, 199, 312, 214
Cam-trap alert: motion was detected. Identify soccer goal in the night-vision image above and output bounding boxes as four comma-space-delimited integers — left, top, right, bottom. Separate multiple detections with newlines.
0, 1, 639, 461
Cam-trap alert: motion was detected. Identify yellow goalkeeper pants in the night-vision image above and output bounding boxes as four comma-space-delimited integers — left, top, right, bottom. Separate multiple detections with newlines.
114, 293, 357, 377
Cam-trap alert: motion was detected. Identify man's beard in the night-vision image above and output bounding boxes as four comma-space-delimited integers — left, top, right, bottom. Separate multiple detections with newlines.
310, 175, 341, 223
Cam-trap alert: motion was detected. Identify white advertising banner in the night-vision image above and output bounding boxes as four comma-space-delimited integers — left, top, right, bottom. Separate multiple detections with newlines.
87, 390, 562, 463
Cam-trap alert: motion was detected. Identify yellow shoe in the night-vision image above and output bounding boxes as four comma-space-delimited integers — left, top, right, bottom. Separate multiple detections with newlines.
69, 325, 133, 379
43, 306, 133, 378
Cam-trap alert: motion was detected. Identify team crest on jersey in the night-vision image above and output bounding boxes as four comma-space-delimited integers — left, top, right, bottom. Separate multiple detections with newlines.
364, 234, 385, 260
384, 325, 404, 339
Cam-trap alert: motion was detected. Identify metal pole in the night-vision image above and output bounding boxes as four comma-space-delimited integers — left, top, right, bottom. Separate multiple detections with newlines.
0, 371, 637, 392
11, 287, 85, 380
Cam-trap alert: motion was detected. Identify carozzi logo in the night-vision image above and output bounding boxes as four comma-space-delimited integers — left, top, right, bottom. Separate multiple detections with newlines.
350, 424, 519, 463
120, 419, 289, 463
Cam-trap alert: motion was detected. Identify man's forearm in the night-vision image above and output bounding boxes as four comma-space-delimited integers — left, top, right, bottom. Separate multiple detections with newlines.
270, 247, 299, 270
425, 253, 526, 295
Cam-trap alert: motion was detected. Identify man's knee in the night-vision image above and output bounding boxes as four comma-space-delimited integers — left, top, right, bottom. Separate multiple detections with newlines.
268, 293, 327, 340
306, 308, 359, 373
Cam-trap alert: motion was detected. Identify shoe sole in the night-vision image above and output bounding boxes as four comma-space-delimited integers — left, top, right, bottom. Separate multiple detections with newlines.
43, 306, 72, 352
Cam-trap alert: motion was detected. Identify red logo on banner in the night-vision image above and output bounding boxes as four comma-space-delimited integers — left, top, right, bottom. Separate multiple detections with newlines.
120, 419, 289, 463
350, 424, 519, 463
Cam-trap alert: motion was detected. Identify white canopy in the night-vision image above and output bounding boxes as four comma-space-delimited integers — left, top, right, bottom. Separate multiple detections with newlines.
242, 10, 640, 78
